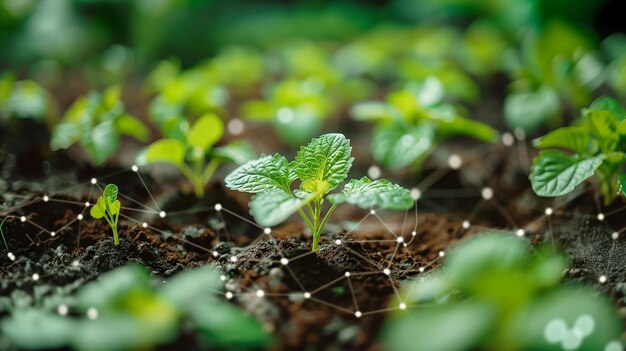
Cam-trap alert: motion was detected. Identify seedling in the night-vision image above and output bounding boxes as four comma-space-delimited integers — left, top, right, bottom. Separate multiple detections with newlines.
351, 78, 497, 170
382, 233, 621, 351
50, 86, 150, 165
143, 113, 255, 197
90, 184, 121, 245
225, 133, 414, 252
530, 96, 626, 205
0, 73, 55, 123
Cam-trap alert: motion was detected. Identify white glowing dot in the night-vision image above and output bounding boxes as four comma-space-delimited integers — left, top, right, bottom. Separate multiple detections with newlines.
438, 251, 445, 257
516, 229, 525, 237
87, 307, 98, 320
410, 188, 421, 200
280, 258, 289, 265
344, 272, 351, 277
411, 230, 417, 236
370, 209, 376, 215
399, 302, 407, 310
32, 273, 39, 281
597, 213, 605, 221
20, 216, 26, 222
225, 291, 233, 299
448, 154, 462, 169
462, 220, 470, 229
50, 231, 56, 237
90, 178, 97, 185
212, 251, 219, 257
230, 256, 237, 263
142, 222, 148, 228
481, 187, 493, 200
159, 211, 166, 218
214, 203, 222, 211
85, 202, 90, 207
43, 195, 49, 202
57, 304, 68, 316
418, 267, 425, 273
502, 132, 514, 146
72, 260, 79, 267
335, 239, 342, 245
514, 128, 526, 140
227, 118, 245, 135
263, 227, 272, 235
403, 243, 407, 247
396, 237, 404, 243
355, 311, 362, 318
131, 165, 139, 172
304, 292, 311, 299
383, 268, 391, 275
612, 232, 619, 240
77, 214, 83, 220
220, 275, 226, 281
367, 165, 381, 180
7, 252, 15, 261
545, 207, 553, 216
256, 290, 265, 297
599, 275, 607, 283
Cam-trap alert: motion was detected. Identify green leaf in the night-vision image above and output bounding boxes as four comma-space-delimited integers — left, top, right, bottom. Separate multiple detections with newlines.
145, 139, 186, 166
90, 197, 106, 219
589, 96, 626, 121
350, 101, 394, 122
532, 126, 590, 154
109, 200, 121, 215
0, 309, 76, 349
249, 188, 302, 227
372, 123, 435, 169
587, 109, 619, 153
504, 87, 560, 132
381, 302, 494, 351
273, 107, 323, 146
82, 121, 120, 165
435, 112, 498, 143
328, 177, 413, 210
294, 133, 353, 192
187, 114, 224, 151
160, 266, 222, 309
530, 151, 603, 197
619, 173, 626, 196
115, 114, 150, 142
50, 123, 82, 150
103, 184, 118, 202
211, 140, 256, 165
225, 154, 295, 193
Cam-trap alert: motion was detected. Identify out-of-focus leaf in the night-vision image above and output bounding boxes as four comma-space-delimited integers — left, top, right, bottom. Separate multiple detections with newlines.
145, 139, 186, 166
250, 188, 302, 227
372, 123, 435, 169
211, 140, 256, 165
504, 87, 560, 132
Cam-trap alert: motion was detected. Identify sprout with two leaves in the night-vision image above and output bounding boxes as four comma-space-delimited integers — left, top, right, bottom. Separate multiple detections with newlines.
90, 184, 121, 245
225, 133, 414, 252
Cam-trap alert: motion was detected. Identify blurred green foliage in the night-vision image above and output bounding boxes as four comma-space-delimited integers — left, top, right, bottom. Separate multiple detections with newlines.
381, 233, 622, 351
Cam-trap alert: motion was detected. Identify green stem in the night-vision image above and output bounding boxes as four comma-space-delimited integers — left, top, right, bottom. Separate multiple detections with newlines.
0, 217, 10, 254
298, 209, 315, 234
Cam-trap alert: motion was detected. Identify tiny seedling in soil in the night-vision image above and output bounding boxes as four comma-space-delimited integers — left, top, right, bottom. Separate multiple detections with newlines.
530, 96, 626, 205
225, 133, 414, 252
90, 184, 121, 245
143, 113, 255, 197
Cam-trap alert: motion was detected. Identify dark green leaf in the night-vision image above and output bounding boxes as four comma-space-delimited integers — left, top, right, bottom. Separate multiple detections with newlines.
530, 151, 603, 197
103, 184, 118, 203
225, 154, 295, 193
589, 96, 626, 121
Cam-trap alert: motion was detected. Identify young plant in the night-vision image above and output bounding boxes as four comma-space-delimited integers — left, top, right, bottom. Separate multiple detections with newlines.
0, 73, 55, 124
225, 133, 414, 252
90, 184, 121, 245
351, 78, 498, 170
142, 113, 255, 197
529, 96, 626, 205
50, 86, 150, 165
382, 233, 622, 351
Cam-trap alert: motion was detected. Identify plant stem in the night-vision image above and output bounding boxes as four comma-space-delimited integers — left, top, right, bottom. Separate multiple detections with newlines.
0, 217, 10, 253
297, 209, 315, 234
311, 202, 337, 252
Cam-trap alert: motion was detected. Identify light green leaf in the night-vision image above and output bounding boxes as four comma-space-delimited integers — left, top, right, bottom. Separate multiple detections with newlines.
532, 126, 590, 154
225, 154, 295, 193
160, 266, 222, 309
0, 309, 76, 349
435, 112, 498, 143
82, 121, 120, 165
50, 123, 81, 150
273, 107, 323, 146
587, 110, 619, 153
90, 197, 106, 219
109, 200, 121, 215
504, 87, 560, 132
145, 139, 186, 166
103, 184, 118, 203
350, 101, 394, 122
211, 140, 256, 165
372, 123, 435, 169
187, 114, 224, 151
530, 151, 603, 197
294, 133, 353, 192
328, 177, 413, 210
589, 96, 626, 121
250, 188, 302, 227
115, 114, 150, 142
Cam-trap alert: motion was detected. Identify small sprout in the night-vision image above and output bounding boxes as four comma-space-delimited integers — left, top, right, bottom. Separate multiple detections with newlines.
90, 184, 121, 245
225, 134, 413, 252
